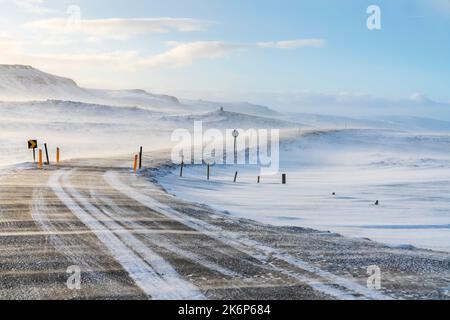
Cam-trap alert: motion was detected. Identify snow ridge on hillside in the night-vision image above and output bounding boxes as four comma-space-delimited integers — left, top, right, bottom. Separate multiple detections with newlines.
162, 109, 302, 129
0, 65, 89, 99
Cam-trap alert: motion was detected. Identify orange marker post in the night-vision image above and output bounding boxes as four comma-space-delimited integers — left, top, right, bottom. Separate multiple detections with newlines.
38, 149, 43, 169
133, 154, 138, 173
56, 147, 60, 164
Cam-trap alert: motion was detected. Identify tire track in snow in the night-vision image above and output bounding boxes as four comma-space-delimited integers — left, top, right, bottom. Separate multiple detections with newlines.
49, 170, 205, 300
105, 170, 393, 300
88, 188, 240, 278
32, 187, 113, 273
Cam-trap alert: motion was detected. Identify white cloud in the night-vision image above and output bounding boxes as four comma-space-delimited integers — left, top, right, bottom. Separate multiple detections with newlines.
25, 17, 212, 40
0, 30, 325, 78
139, 39, 325, 68
0, 33, 138, 71
139, 41, 245, 68
257, 39, 325, 49
31, 51, 140, 70
12, 0, 56, 14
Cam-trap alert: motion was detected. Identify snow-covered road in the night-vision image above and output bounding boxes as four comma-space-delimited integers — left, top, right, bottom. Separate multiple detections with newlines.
0, 153, 448, 300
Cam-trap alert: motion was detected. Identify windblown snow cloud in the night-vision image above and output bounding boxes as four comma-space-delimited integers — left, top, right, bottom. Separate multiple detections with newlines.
25, 17, 212, 39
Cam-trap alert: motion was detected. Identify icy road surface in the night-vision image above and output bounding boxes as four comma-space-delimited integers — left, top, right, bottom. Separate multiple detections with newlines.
0, 151, 448, 300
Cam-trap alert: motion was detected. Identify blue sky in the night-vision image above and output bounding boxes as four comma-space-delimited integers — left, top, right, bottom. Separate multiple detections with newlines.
0, 0, 449, 111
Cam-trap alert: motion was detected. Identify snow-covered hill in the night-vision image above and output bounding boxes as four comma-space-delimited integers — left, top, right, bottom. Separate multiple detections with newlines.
0, 65, 283, 116
0, 99, 299, 168
181, 99, 281, 117
0, 100, 163, 125
0, 65, 185, 112
0, 65, 90, 100
162, 109, 302, 129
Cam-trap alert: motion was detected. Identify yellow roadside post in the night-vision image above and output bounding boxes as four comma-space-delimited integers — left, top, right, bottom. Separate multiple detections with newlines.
38, 149, 43, 169
56, 147, 60, 164
133, 154, 138, 173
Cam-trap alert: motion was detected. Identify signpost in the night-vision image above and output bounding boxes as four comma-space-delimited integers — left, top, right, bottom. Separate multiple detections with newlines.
44, 143, 50, 165
28, 140, 38, 162
180, 154, 185, 177
232, 129, 239, 164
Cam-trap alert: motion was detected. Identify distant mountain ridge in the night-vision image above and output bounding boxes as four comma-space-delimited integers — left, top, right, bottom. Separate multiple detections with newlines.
181, 99, 281, 117
0, 64, 281, 117
0, 64, 189, 112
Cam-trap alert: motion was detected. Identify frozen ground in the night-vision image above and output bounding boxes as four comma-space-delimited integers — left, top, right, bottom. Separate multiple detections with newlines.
158, 129, 450, 253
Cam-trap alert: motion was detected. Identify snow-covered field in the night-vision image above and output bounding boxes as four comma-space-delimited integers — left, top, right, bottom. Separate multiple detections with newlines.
1, 65, 450, 254
159, 129, 450, 253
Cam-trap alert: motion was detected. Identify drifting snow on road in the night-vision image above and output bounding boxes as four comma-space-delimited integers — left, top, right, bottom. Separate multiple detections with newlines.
49, 170, 205, 300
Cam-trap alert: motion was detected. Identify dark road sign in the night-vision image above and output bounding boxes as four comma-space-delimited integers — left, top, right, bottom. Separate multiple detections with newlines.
28, 140, 37, 149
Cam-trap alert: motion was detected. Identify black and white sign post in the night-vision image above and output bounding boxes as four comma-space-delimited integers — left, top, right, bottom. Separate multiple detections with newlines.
232, 129, 239, 165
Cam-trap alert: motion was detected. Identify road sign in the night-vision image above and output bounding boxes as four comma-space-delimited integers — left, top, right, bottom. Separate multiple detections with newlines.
232, 130, 239, 164
28, 140, 37, 149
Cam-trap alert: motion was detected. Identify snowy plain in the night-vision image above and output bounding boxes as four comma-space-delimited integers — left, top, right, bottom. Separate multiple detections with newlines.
159, 129, 450, 253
